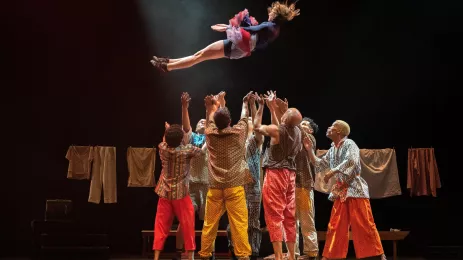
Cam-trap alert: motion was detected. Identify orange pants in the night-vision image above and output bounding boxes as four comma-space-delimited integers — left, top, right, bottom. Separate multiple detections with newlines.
323, 198, 384, 259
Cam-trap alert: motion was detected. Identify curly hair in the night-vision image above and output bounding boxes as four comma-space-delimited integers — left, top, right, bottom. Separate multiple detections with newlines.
165, 124, 184, 147
268, 1, 300, 22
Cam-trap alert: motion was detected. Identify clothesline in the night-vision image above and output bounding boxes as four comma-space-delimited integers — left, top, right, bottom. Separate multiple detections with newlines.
65, 146, 157, 205
65, 145, 440, 205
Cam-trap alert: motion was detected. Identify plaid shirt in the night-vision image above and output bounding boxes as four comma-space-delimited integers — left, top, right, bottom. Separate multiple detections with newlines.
155, 142, 202, 200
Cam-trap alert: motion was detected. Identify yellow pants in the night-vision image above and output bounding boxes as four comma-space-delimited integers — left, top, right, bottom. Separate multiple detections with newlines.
295, 188, 318, 257
199, 186, 251, 259
283, 188, 318, 257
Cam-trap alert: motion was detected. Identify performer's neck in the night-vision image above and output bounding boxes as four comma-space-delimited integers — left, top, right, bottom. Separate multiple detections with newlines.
332, 136, 345, 148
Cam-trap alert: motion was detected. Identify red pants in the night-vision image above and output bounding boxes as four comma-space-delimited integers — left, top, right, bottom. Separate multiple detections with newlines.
323, 198, 384, 259
263, 168, 296, 242
153, 196, 195, 251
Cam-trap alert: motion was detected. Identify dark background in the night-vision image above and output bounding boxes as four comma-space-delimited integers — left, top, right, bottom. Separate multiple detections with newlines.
9, 0, 457, 257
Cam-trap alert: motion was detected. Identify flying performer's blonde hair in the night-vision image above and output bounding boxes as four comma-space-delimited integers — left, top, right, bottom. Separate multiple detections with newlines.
268, 1, 301, 22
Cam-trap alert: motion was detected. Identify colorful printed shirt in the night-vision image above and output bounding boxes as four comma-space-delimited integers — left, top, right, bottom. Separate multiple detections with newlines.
245, 134, 262, 198
314, 138, 369, 202
184, 129, 209, 184
155, 142, 202, 200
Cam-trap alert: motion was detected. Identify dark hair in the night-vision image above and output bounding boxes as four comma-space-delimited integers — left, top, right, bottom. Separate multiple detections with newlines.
213, 107, 231, 130
303, 117, 319, 134
165, 124, 184, 147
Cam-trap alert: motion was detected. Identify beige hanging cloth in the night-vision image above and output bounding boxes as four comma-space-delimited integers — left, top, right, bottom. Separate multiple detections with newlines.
127, 147, 156, 187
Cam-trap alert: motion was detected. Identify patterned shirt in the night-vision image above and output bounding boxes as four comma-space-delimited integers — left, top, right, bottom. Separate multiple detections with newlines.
155, 142, 202, 200
245, 134, 262, 197
295, 132, 316, 189
184, 129, 209, 184
314, 138, 369, 202
205, 118, 253, 189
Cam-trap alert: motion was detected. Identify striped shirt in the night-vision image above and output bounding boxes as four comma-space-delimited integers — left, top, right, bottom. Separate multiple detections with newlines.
314, 138, 369, 202
155, 142, 202, 200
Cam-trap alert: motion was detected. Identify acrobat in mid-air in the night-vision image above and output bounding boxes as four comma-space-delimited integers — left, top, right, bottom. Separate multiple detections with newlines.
150, 1, 300, 72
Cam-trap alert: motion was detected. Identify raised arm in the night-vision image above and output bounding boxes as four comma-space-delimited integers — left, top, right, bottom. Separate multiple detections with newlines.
253, 94, 265, 146
181, 92, 191, 133
241, 91, 253, 119
249, 92, 257, 122
270, 106, 280, 125
163, 122, 169, 143
205, 95, 218, 127
254, 93, 279, 141
215, 91, 226, 108
276, 97, 288, 120
264, 90, 280, 125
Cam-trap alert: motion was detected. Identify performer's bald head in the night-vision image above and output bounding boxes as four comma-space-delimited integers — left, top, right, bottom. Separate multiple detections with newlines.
282, 108, 302, 127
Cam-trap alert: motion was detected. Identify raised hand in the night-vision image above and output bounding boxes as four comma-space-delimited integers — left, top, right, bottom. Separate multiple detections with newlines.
303, 136, 313, 151
165, 121, 170, 130
211, 95, 219, 106
248, 92, 257, 104
205, 95, 218, 111
264, 90, 277, 108
216, 91, 226, 108
243, 91, 254, 102
204, 95, 213, 107
181, 92, 191, 108
256, 94, 265, 106
276, 97, 288, 113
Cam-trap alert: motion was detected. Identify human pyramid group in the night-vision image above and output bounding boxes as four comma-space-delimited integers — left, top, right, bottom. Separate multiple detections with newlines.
154, 90, 387, 260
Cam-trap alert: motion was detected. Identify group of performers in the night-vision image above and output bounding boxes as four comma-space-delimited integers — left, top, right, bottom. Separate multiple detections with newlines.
153, 90, 386, 260
150, 1, 386, 260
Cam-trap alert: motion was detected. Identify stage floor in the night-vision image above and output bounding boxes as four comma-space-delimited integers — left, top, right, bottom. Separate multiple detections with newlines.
111, 258, 428, 260
0, 257, 430, 260
0, 258, 429, 260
